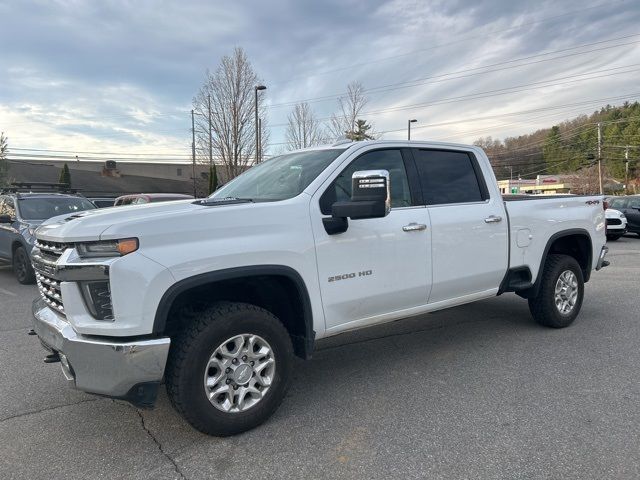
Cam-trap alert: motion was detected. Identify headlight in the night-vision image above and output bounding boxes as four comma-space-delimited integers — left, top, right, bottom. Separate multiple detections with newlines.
76, 238, 138, 258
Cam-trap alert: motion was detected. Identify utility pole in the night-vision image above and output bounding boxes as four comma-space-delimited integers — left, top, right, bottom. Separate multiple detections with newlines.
597, 122, 603, 195
625, 145, 630, 194
207, 94, 213, 170
191, 109, 196, 197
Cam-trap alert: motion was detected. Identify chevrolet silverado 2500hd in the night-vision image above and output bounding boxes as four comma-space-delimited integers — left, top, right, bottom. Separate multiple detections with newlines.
30, 140, 608, 436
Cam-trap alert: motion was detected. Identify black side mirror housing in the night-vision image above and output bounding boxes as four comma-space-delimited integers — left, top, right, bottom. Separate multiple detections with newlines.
323, 170, 391, 235
0, 214, 13, 224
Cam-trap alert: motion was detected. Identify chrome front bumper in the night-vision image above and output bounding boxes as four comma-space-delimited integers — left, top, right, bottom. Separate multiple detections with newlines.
32, 298, 170, 406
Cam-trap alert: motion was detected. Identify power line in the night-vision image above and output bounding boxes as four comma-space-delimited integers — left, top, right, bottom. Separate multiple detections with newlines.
268, 35, 640, 109
267, 0, 631, 86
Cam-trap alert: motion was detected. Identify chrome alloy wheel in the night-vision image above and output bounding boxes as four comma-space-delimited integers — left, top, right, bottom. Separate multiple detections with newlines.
203, 334, 276, 413
554, 270, 579, 315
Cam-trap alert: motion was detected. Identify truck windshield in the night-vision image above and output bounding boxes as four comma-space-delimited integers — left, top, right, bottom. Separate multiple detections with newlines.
209, 149, 346, 202
18, 197, 96, 220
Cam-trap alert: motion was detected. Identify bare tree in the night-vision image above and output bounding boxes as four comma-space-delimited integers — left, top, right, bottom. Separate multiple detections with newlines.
328, 81, 373, 141
0, 132, 8, 187
285, 102, 326, 150
193, 47, 269, 181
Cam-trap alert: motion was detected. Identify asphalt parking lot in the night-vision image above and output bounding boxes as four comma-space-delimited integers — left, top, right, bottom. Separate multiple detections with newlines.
1, 238, 639, 480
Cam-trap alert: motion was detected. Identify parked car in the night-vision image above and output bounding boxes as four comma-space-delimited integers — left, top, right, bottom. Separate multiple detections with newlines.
607, 195, 640, 236
89, 197, 116, 208
114, 193, 193, 206
0, 192, 96, 283
604, 207, 627, 241
30, 140, 608, 436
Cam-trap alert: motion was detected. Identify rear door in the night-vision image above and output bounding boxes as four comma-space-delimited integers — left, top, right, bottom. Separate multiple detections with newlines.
410, 148, 508, 304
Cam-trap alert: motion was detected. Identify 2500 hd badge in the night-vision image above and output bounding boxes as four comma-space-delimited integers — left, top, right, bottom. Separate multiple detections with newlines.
328, 270, 373, 282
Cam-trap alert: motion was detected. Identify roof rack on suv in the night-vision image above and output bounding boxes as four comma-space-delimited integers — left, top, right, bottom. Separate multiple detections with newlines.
0, 182, 79, 195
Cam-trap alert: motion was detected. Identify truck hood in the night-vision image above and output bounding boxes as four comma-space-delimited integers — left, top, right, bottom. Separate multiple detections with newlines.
35, 200, 202, 242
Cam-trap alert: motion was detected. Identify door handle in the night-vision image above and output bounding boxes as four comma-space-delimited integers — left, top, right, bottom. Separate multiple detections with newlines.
403, 223, 427, 232
484, 215, 502, 223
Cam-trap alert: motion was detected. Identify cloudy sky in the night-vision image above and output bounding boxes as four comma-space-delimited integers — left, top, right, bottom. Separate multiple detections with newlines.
1, 0, 639, 163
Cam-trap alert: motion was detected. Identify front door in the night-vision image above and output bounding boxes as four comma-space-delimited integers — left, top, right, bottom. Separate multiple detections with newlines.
310, 148, 432, 331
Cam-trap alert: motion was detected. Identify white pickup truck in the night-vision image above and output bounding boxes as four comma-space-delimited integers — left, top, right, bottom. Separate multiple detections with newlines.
30, 140, 609, 436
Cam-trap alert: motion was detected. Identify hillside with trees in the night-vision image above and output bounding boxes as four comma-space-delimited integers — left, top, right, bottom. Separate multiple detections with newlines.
474, 102, 640, 184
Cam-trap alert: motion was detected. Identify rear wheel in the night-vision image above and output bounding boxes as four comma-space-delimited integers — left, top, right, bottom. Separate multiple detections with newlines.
165, 302, 294, 436
528, 254, 584, 328
13, 246, 35, 285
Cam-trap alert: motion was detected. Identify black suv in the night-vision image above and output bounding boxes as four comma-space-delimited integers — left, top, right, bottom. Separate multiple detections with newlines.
608, 195, 640, 237
0, 191, 96, 283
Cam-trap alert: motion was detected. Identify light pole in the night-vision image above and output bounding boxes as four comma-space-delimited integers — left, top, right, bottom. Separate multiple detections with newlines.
408, 119, 417, 140
255, 85, 266, 163
191, 109, 196, 197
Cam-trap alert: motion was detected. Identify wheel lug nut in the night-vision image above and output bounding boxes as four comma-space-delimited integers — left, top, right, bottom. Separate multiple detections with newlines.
250, 361, 254, 366
233, 385, 238, 390
242, 355, 247, 361
232, 358, 238, 364
226, 379, 231, 384
225, 368, 231, 373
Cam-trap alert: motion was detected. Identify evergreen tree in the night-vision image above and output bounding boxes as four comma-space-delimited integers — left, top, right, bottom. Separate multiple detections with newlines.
208, 165, 218, 194
59, 163, 71, 186
345, 119, 375, 141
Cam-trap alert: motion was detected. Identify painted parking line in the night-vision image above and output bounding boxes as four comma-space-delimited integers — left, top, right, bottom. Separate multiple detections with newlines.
0, 287, 17, 297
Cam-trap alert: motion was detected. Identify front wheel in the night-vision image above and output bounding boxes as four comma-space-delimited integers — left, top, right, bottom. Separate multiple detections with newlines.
165, 302, 294, 436
13, 246, 35, 284
528, 254, 584, 328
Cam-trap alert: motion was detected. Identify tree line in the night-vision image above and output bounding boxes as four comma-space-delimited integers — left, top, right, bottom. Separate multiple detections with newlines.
475, 102, 640, 183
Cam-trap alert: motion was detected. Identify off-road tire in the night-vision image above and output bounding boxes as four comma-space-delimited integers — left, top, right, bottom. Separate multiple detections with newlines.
13, 246, 35, 285
165, 302, 294, 436
528, 254, 584, 328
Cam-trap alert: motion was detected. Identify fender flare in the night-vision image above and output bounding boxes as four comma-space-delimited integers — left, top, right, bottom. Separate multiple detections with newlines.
152, 265, 315, 358
517, 228, 592, 299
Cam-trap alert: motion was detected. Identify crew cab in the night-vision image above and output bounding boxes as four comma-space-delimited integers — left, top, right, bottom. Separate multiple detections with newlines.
29, 140, 608, 436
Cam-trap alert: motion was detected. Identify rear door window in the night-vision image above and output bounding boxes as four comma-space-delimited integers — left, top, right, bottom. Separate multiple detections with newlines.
412, 149, 487, 205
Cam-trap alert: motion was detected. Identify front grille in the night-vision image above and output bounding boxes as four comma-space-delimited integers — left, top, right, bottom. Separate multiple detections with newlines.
34, 239, 72, 261
607, 218, 622, 226
35, 271, 65, 316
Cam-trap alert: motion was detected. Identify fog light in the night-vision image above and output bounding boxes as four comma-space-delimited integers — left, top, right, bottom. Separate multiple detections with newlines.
80, 281, 114, 320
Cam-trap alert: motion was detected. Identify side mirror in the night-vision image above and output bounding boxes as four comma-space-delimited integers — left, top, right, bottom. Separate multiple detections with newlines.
323, 170, 391, 235
332, 170, 391, 220
0, 214, 12, 224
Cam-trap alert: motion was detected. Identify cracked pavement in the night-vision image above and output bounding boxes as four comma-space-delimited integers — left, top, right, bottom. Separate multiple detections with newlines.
1, 238, 640, 479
